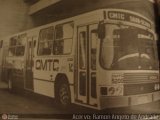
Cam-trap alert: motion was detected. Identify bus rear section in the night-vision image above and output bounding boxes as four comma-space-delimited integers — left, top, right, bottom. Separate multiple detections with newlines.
6, 28, 39, 91
0, 37, 15, 84
4, 34, 26, 91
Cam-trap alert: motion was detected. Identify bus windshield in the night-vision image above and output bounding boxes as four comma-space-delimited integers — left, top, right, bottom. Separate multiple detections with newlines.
100, 24, 158, 70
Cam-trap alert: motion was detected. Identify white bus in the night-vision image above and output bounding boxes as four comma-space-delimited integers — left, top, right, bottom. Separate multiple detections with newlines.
0, 8, 159, 110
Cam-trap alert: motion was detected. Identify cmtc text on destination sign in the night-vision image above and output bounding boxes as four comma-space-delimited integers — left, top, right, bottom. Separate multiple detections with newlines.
108, 11, 152, 29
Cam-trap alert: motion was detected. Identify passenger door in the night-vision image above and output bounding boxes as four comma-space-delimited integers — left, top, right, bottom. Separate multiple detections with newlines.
77, 24, 98, 106
25, 37, 34, 90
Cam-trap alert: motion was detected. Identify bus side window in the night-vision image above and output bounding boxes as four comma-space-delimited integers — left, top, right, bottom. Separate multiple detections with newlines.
9, 47, 16, 56
16, 34, 26, 56
9, 34, 26, 57
53, 22, 74, 55
38, 27, 54, 55
91, 30, 97, 70
9, 36, 17, 56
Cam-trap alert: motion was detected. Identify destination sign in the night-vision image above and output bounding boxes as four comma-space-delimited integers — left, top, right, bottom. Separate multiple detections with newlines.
108, 11, 152, 29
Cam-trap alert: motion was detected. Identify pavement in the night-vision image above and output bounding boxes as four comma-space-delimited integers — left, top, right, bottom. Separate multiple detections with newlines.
0, 81, 159, 120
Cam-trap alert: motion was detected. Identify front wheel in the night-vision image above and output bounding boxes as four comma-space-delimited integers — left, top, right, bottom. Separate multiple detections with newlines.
56, 81, 71, 109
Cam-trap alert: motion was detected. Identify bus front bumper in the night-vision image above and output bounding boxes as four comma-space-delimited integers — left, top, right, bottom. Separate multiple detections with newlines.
99, 91, 160, 109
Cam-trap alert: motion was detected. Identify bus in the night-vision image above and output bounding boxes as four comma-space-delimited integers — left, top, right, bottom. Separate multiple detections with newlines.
0, 8, 159, 110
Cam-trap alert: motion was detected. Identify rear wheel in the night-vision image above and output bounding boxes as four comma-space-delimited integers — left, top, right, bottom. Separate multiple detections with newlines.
56, 81, 71, 109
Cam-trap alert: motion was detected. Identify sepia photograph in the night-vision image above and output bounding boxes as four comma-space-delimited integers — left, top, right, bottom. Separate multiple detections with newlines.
0, 0, 159, 119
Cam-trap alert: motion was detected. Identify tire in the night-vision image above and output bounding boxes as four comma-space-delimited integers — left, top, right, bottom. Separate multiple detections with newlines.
56, 81, 71, 109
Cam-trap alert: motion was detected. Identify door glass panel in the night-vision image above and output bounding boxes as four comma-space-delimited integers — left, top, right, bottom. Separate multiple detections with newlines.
25, 39, 33, 90
79, 32, 87, 70
89, 24, 98, 106
91, 72, 96, 98
91, 30, 98, 70
27, 41, 32, 68
78, 29, 87, 98
79, 72, 86, 96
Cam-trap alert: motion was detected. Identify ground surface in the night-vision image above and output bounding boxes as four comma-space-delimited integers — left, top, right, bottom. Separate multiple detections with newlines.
0, 82, 159, 120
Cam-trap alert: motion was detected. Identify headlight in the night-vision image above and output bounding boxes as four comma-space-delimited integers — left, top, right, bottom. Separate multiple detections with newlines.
100, 85, 124, 96
112, 73, 124, 84
100, 87, 107, 95
108, 85, 123, 96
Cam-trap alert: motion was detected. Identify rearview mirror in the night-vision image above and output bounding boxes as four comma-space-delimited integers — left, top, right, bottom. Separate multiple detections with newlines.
98, 21, 105, 39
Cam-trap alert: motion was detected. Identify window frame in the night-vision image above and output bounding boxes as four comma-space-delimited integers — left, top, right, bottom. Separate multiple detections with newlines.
37, 26, 54, 56
8, 34, 26, 57
53, 21, 74, 55
90, 29, 98, 70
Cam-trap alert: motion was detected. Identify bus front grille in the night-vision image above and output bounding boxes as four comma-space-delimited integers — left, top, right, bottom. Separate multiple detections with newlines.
124, 82, 159, 95
123, 73, 159, 84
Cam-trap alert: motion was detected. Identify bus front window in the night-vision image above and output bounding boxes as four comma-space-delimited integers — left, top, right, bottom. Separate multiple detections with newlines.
100, 24, 158, 70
